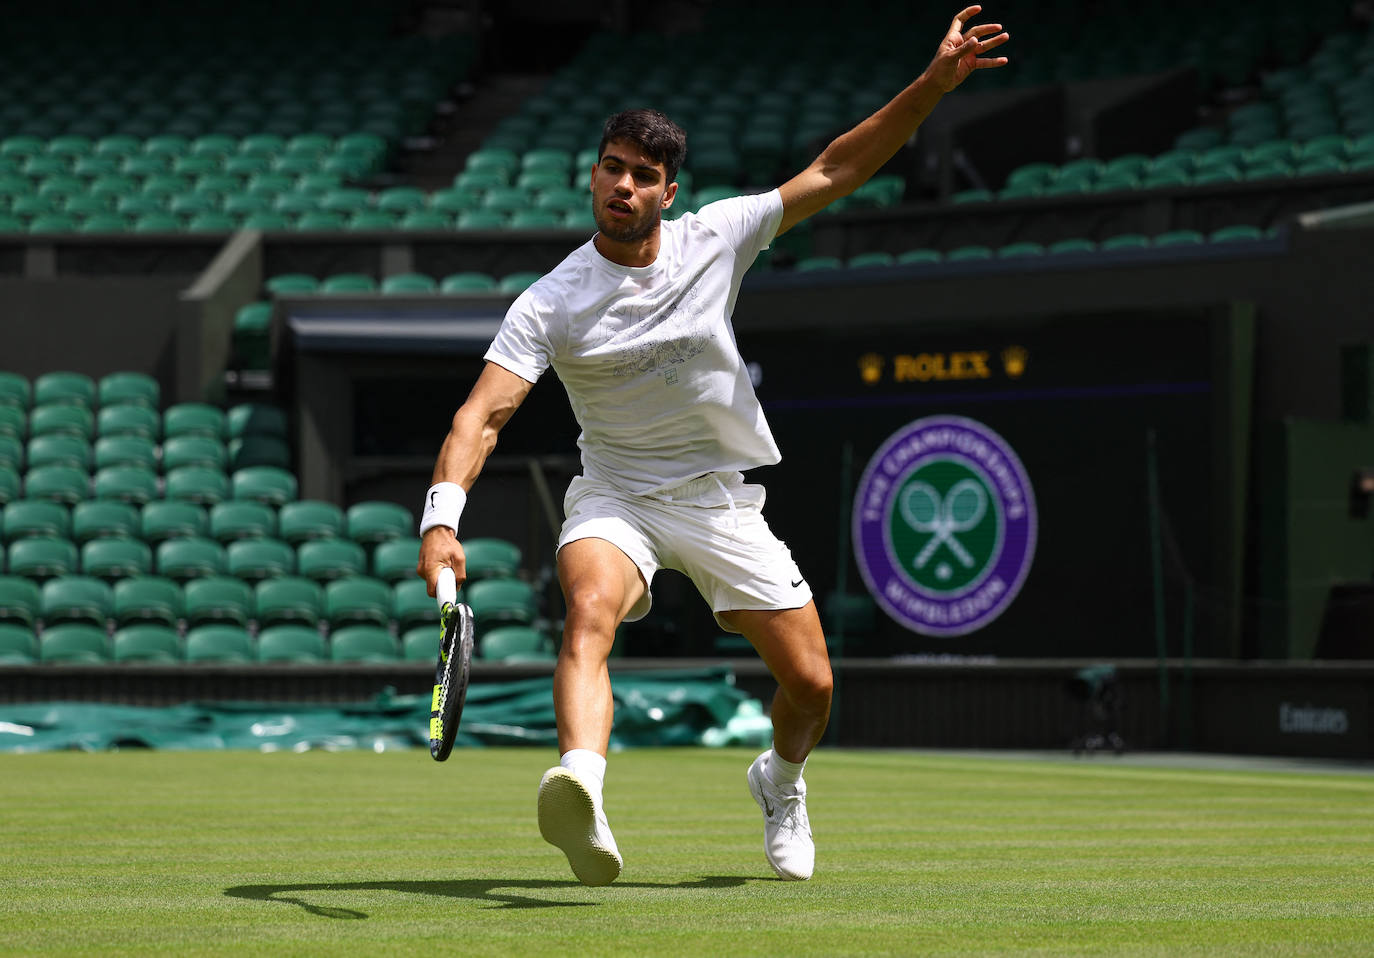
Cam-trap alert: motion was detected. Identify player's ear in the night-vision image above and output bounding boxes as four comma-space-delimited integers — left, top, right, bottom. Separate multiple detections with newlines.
661, 181, 678, 209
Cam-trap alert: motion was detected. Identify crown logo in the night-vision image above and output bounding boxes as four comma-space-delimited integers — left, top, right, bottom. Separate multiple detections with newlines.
1001, 345, 1028, 379
858, 352, 885, 385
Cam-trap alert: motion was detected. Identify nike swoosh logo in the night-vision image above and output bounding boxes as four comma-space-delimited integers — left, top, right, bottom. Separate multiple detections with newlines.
430, 490, 438, 508
762, 794, 775, 816
791, 578, 804, 589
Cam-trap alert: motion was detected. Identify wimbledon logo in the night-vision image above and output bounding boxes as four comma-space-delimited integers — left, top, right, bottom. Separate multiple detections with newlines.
853, 415, 1037, 636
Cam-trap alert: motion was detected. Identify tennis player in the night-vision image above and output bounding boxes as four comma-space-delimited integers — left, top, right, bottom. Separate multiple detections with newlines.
418, 6, 1009, 885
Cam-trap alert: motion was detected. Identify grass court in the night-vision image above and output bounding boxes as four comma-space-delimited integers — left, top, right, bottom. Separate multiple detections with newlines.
3, 747, 1372, 956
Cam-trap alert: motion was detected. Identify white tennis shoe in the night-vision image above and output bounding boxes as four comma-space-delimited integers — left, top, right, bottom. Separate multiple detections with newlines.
537, 767, 622, 886
747, 750, 815, 881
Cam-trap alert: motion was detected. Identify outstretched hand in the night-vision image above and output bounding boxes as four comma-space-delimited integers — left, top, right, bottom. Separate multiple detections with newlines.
927, 5, 1010, 93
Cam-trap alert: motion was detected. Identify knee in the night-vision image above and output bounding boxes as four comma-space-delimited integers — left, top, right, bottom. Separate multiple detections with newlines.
560, 588, 619, 656
785, 663, 833, 717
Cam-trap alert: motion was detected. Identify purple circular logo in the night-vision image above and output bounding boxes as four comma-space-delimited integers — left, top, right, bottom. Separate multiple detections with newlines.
853, 416, 1037, 636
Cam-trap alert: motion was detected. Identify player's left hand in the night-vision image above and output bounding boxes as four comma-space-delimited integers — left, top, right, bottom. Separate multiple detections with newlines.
927, 5, 1010, 93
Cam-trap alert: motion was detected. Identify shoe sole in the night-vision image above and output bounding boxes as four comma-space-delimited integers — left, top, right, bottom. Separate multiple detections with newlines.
538, 768, 622, 887
747, 760, 811, 881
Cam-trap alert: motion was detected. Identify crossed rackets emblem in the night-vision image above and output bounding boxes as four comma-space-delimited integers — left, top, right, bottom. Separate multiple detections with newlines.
899, 478, 988, 570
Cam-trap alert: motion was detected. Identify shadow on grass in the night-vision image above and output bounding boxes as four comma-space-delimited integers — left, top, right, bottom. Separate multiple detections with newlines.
225, 875, 775, 916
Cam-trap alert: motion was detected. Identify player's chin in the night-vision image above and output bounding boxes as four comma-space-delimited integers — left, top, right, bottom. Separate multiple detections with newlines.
594, 208, 659, 243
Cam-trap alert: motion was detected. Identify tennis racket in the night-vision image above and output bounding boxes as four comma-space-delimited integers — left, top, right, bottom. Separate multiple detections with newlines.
429, 566, 474, 762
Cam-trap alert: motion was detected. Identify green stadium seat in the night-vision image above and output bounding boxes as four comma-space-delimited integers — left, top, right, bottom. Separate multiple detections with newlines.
465, 577, 538, 630
1101, 233, 1150, 250
227, 537, 296, 582
155, 536, 227, 581
26, 435, 91, 472
401, 625, 435, 661
439, 272, 498, 293
140, 500, 208, 543
1140, 168, 1191, 189
232, 302, 273, 371
462, 537, 522, 582
3, 499, 71, 541
112, 575, 182, 628
29, 214, 81, 234
429, 189, 481, 217
163, 402, 225, 440
92, 465, 159, 505
456, 209, 509, 230
92, 436, 157, 472
97, 403, 160, 440
264, 273, 319, 296
0, 623, 38, 663
499, 271, 542, 294
242, 212, 292, 231
376, 187, 428, 214
226, 403, 288, 441
131, 213, 183, 233
847, 252, 895, 269
1153, 229, 1206, 247
346, 210, 398, 230
0, 466, 19, 505
226, 436, 290, 472
39, 623, 109, 663
329, 624, 398, 663
0, 575, 41, 627
1209, 224, 1265, 243
231, 466, 297, 507
112, 624, 181, 663
372, 538, 420, 583
80, 537, 153, 580
208, 500, 277, 542
277, 500, 344, 545
896, 248, 943, 264
324, 575, 392, 627
398, 210, 453, 230
30, 404, 94, 439
320, 273, 378, 294
0, 406, 24, 440
946, 245, 994, 261
950, 188, 993, 204
161, 435, 227, 472
164, 465, 230, 506
71, 500, 140, 543
297, 538, 367, 582
391, 578, 438, 631
256, 624, 326, 663
479, 625, 554, 661
185, 624, 255, 663
254, 576, 324, 628
40, 574, 114, 626
187, 212, 236, 233
23, 465, 89, 505
997, 242, 1047, 258
0, 437, 21, 472
183, 575, 253, 628
32, 373, 95, 411
96, 372, 159, 410
345, 501, 411, 546
0, 372, 30, 408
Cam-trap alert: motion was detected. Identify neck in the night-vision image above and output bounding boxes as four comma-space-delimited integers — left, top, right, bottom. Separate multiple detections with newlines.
593, 229, 661, 268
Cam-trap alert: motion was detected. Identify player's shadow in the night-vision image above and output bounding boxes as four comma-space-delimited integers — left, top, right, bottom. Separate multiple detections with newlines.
225, 875, 769, 916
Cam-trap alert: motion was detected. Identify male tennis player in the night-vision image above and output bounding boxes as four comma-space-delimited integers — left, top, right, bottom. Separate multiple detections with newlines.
418, 6, 1009, 885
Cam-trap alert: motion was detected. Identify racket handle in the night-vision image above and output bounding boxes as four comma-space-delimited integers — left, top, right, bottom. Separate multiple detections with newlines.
436, 566, 457, 608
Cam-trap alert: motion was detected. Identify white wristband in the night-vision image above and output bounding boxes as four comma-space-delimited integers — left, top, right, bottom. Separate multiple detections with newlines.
419, 481, 467, 536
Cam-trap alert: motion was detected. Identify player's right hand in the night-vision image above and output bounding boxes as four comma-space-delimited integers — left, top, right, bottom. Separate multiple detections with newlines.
417, 526, 467, 596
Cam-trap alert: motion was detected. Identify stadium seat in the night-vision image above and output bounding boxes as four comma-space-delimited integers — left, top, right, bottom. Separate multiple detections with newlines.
112, 624, 181, 663
3, 499, 71, 541
39, 623, 109, 663
345, 501, 411, 545
465, 577, 538, 630
329, 624, 398, 662
231, 466, 297, 506
93, 436, 158, 472
297, 538, 367, 582
80, 537, 153, 579
0, 372, 31, 409
462, 537, 522, 582
140, 500, 208, 543
183, 575, 253, 628
320, 273, 377, 294
226, 537, 296, 581
162, 435, 228, 471
185, 624, 255, 663
323, 575, 392, 628
391, 578, 439, 631
23, 465, 89, 505
896, 248, 943, 264
92, 465, 159, 505
163, 403, 225, 440
498, 272, 542, 294
997, 242, 1047, 258
97, 372, 159, 409
112, 575, 183, 628
164, 465, 229, 506
0, 623, 38, 663
946, 245, 994, 261
480, 625, 554, 661
1209, 224, 1265, 243
155, 536, 227, 581
372, 538, 420, 583
33, 371, 96, 409
40, 574, 114, 626
1101, 233, 1150, 250
277, 500, 344, 544
7, 536, 78, 580
439, 272, 498, 292
401, 625, 435, 661
97, 403, 159, 440
0, 466, 18, 505
29, 404, 94, 439
208, 500, 277, 542
0, 575, 42, 627
227, 436, 291, 471
0, 436, 21, 472
264, 273, 319, 296
254, 576, 324, 628
225, 403, 288, 440
256, 624, 326, 663
847, 251, 895, 269
0, 406, 24, 440
795, 256, 842, 272
1153, 229, 1205, 247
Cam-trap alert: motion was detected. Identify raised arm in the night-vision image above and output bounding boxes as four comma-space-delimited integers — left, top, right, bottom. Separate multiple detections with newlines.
416, 360, 535, 593
775, 5, 1010, 236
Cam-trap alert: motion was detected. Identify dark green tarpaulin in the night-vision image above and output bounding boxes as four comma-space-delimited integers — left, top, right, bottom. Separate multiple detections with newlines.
0, 668, 774, 753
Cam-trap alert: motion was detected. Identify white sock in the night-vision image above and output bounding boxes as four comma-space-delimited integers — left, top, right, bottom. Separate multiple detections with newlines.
560, 749, 607, 807
765, 748, 806, 786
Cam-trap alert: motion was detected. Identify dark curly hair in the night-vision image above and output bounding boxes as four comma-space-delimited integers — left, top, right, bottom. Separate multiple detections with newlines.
597, 109, 688, 184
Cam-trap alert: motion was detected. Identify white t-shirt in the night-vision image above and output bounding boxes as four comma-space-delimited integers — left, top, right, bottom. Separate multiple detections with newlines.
484, 189, 785, 494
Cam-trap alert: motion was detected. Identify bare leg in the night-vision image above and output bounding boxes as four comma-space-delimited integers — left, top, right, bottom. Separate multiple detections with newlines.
554, 537, 647, 756
718, 602, 833, 763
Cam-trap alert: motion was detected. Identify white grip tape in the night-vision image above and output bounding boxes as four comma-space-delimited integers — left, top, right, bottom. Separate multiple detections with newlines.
436, 566, 457, 608
420, 481, 466, 536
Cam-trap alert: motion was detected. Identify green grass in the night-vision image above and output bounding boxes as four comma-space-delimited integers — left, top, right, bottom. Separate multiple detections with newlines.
2, 748, 1372, 956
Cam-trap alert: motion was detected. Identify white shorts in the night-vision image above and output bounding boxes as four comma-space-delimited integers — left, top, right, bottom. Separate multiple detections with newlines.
557, 471, 813, 633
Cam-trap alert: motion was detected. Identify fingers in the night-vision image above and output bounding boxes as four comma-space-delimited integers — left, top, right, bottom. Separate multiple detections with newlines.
953, 4, 982, 26
964, 22, 1002, 40
972, 31, 1011, 54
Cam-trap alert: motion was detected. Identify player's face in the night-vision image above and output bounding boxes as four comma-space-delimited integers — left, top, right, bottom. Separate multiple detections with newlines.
590, 139, 677, 244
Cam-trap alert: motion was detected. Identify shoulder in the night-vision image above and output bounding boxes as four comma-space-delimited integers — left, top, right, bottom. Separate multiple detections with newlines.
682, 189, 783, 242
